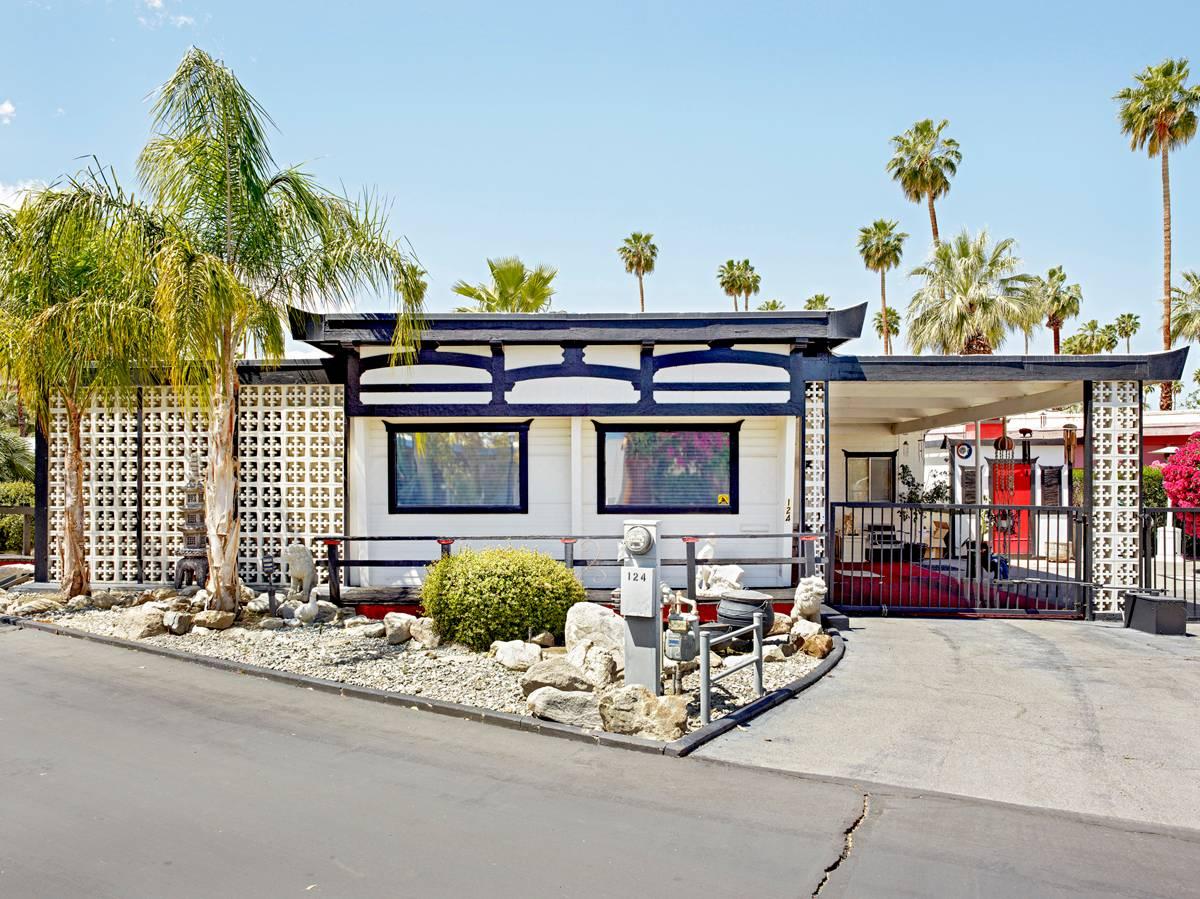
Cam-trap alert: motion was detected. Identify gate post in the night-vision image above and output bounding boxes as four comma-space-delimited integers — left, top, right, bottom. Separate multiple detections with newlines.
1086, 380, 1141, 618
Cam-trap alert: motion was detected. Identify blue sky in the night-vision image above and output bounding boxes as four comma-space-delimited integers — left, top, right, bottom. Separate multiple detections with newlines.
3, 0, 1199, 361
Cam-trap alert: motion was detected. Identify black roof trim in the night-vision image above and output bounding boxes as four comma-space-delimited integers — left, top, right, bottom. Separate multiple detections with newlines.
235, 358, 341, 385
290, 304, 868, 351
817, 348, 1188, 382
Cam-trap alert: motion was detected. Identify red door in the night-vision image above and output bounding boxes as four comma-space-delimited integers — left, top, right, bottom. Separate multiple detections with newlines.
991, 463, 1033, 556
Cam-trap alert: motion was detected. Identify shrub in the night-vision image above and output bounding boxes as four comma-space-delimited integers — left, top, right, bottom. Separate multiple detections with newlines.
421, 547, 587, 651
0, 481, 34, 553
1162, 433, 1200, 538
1143, 466, 1168, 527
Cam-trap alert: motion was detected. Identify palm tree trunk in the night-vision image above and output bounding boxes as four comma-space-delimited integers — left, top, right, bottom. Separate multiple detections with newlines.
205, 340, 241, 611
1161, 144, 1174, 411
927, 195, 941, 246
743, 292, 750, 312
879, 269, 891, 354
61, 396, 89, 597
1052, 324, 1061, 354
637, 272, 645, 313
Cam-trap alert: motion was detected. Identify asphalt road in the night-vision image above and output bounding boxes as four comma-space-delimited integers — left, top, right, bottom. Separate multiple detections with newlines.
2, 624, 1199, 898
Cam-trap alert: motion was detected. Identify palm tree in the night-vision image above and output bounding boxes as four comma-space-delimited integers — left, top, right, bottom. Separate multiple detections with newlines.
0, 429, 33, 482
1017, 266, 1082, 354
887, 119, 962, 247
803, 294, 832, 310
906, 230, 1035, 355
0, 191, 156, 596
617, 232, 657, 313
1114, 312, 1140, 352
874, 307, 900, 350
857, 219, 908, 354
757, 299, 785, 310
740, 260, 761, 312
1171, 270, 1200, 345
1065, 320, 1119, 354
36, 49, 424, 610
717, 260, 743, 311
452, 257, 557, 313
1116, 58, 1200, 409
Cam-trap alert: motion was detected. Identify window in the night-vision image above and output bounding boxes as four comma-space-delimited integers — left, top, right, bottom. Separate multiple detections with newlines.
596, 422, 739, 514
386, 422, 529, 514
844, 451, 896, 502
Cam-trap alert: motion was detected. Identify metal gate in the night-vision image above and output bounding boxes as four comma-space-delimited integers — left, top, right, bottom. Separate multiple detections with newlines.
828, 502, 1089, 617
1140, 508, 1200, 620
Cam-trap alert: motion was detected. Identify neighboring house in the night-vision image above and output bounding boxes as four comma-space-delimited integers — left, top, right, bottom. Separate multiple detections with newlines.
32, 306, 1187, 619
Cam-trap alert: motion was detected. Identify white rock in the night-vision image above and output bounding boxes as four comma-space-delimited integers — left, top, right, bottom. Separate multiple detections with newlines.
491, 640, 543, 671
343, 616, 373, 628
598, 685, 688, 741
564, 602, 625, 654
768, 612, 793, 637
383, 612, 415, 645
358, 622, 386, 639
122, 605, 166, 639
527, 687, 602, 730
193, 610, 235, 630
790, 618, 822, 642
11, 596, 65, 617
565, 639, 619, 688
162, 610, 194, 635
410, 617, 441, 648
245, 596, 272, 614
258, 617, 286, 631
529, 630, 556, 648
520, 658, 594, 696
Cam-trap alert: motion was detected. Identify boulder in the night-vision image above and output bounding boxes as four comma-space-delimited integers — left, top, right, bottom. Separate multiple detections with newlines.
245, 595, 272, 614
343, 616, 373, 628
410, 617, 441, 649
491, 640, 543, 671
565, 639, 619, 689
162, 610, 194, 636
520, 658, 595, 696
790, 618, 822, 642
130, 590, 158, 607
768, 612, 793, 637
123, 606, 166, 639
315, 600, 339, 623
802, 633, 834, 659
529, 630, 556, 648
193, 610, 235, 631
276, 599, 301, 620
66, 594, 92, 612
763, 643, 795, 662
90, 591, 121, 610
11, 596, 65, 617
527, 687, 602, 730
357, 622, 386, 639
152, 587, 178, 601
598, 685, 688, 742
258, 617, 286, 631
564, 602, 625, 655
383, 612, 416, 645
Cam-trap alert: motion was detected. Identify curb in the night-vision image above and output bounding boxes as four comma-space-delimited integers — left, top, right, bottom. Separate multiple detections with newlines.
2, 615, 843, 758
664, 628, 846, 758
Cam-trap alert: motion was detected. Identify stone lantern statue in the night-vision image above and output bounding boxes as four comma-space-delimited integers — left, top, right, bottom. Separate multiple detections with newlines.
173, 451, 210, 589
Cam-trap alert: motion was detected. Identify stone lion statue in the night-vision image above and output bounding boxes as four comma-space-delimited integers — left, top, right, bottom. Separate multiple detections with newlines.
283, 543, 317, 606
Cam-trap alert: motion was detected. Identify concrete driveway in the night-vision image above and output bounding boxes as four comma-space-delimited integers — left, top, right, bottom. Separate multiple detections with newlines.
697, 617, 1200, 830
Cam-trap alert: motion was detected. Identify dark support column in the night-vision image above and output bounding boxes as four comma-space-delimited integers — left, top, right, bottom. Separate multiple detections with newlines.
33, 421, 49, 583
135, 387, 145, 584
638, 342, 654, 411
1082, 380, 1094, 621
343, 355, 358, 587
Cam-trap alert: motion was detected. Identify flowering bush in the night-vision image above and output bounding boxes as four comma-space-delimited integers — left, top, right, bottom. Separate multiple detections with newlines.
1161, 433, 1200, 537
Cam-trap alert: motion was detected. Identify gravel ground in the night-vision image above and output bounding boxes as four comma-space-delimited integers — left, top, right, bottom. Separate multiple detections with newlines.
36, 604, 823, 734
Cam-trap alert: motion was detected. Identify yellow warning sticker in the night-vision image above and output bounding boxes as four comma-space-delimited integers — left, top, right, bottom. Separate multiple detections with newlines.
717, 493, 730, 506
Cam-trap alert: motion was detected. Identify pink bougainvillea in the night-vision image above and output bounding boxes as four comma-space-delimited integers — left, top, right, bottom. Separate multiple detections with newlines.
1161, 432, 1200, 537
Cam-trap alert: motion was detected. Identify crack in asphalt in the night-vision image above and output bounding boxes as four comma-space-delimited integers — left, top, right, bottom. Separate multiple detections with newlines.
811, 791, 870, 897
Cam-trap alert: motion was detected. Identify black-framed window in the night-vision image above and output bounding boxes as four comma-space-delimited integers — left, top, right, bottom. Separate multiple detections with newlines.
595, 422, 740, 514
844, 450, 897, 503
386, 422, 529, 514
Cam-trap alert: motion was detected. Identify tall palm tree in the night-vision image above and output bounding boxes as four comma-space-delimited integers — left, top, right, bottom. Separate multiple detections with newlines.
0, 191, 157, 596
1116, 58, 1200, 409
740, 260, 761, 312
452, 257, 557, 313
1064, 320, 1119, 354
617, 232, 657, 313
757, 299, 785, 310
886, 119, 961, 247
37, 50, 424, 610
1114, 312, 1140, 352
1171, 270, 1200, 346
857, 219, 908, 354
1017, 266, 1082, 354
906, 230, 1035, 355
874, 307, 900, 350
717, 260, 743, 311
803, 294, 832, 310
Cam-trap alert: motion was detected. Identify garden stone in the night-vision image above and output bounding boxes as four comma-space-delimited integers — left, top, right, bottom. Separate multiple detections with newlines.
66, 594, 92, 611
802, 633, 834, 659
383, 612, 415, 644
276, 599, 301, 620
565, 639, 619, 688
520, 658, 594, 696
763, 643, 794, 662
179, 585, 201, 597
245, 595, 271, 614
410, 617, 441, 648
343, 616, 373, 628
192, 626, 214, 635
123, 606, 166, 639
162, 610, 194, 635
193, 609, 235, 631
564, 602, 624, 655
90, 591, 121, 610
491, 640, 543, 671
790, 619, 822, 642
526, 687, 602, 730
131, 590, 157, 607
12, 596, 65, 617
529, 631, 555, 648
258, 617, 285, 631
315, 600, 339, 623
598, 685, 688, 742
193, 588, 210, 606
768, 612, 793, 637
358, 622, 386, 638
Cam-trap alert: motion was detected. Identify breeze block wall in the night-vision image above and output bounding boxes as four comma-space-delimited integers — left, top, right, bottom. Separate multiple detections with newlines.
48, 384, 343, 588
1088, 380, 1140, 616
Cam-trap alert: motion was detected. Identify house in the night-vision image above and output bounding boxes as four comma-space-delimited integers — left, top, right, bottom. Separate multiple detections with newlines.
32, 304, 1187, 620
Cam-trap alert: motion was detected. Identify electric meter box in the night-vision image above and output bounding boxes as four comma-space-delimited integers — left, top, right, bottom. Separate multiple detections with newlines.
620, 520, 662, 694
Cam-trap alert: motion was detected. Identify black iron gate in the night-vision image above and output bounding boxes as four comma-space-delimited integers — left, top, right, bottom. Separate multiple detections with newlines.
1140, 508, 1200, 620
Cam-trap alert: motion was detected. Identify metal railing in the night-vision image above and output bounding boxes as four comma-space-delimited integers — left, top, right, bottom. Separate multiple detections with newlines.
828, 501, 1090, 616
1140, 508, 1200, 620
698, 612, 764, 725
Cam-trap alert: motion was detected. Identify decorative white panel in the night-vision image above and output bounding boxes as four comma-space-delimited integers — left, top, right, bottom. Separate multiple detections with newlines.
1088, 380, 1140, 615
48, 384, 343, 588
803, 381, 827, 534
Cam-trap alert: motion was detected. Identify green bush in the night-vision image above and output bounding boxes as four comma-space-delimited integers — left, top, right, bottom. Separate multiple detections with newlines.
0, 481, 34, 553
1144, 466, 1168, 526
421, 547, 586, 651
